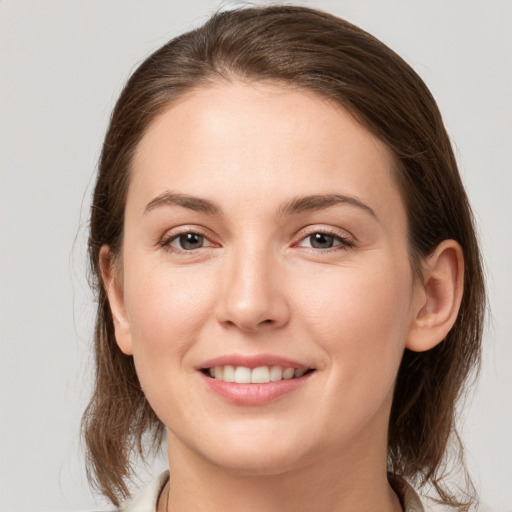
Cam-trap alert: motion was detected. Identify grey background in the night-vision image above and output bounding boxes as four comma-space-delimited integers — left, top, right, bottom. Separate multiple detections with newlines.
1, 1, 510, 511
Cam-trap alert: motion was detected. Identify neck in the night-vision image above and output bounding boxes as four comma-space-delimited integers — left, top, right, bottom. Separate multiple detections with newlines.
160, 426, 402, 512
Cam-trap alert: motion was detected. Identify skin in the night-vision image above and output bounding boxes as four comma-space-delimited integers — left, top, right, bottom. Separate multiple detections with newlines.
101, 81, 464, 512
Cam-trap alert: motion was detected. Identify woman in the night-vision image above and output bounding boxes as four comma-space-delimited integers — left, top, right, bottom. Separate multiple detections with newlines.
82, 6, 485, 512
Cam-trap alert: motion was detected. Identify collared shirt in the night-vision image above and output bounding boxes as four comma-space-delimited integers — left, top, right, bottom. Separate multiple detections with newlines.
122, 471, 424, 512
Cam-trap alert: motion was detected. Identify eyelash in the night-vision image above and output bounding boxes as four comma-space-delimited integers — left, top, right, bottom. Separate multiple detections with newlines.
160, 227, 215, 255
294, 229, 355, 252
159, 228, 355, 254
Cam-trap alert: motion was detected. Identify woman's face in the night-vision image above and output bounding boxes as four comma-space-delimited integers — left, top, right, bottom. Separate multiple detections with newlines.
111, 81, 425, 474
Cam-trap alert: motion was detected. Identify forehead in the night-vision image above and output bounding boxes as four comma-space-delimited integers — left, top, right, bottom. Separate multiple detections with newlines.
129, 81, 403, 221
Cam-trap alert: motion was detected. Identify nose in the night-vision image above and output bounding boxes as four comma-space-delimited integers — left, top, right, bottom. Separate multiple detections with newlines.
215, 246, 290, 332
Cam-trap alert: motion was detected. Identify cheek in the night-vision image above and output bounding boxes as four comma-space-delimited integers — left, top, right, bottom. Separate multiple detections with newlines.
318, 278, 411, 448
295, 261, 413, 390
123, 261, 215, 370
121, 262, 221, 424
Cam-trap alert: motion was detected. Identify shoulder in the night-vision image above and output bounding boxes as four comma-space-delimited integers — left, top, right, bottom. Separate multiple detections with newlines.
389, 474, 424, 512
121, 471, 169, 512
388, 474, 459, 512
118, 471, 455, 512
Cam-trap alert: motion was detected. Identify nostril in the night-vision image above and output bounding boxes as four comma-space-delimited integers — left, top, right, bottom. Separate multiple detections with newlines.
215, 291, 291, 332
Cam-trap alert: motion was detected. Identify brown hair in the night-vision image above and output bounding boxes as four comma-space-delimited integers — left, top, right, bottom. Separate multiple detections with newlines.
83, 5, 485, 509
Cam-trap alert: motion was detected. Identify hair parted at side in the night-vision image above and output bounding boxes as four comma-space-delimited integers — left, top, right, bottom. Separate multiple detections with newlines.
83, 5, 485, 509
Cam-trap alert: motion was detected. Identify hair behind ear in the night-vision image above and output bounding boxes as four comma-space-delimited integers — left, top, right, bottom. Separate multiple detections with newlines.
82, 246, 164, 507
389, 237, 483, 508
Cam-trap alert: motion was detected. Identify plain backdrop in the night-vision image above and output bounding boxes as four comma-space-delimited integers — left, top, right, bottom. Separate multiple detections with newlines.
0, 1, 511, 511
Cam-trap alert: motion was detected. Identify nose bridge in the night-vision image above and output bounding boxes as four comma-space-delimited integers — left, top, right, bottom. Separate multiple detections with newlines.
216, 238, 289, 331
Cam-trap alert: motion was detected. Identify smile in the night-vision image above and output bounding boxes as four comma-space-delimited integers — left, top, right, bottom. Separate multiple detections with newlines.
198, 355, 316, 404
204, 365, 312, 383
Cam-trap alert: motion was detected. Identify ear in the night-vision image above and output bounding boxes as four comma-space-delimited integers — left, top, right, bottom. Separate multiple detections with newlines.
99, 245, 133, 355
406, 240, 464, 352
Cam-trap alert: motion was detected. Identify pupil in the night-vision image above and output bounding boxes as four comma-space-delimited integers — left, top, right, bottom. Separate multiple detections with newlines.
311, 233, 334, 248
180, 233, 203, 250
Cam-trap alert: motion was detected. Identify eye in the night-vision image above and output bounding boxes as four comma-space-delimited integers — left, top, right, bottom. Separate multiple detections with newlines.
296, 231, 353, 250
165, 232, 213, 251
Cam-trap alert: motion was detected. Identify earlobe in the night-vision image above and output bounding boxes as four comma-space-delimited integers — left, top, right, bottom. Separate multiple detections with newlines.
406, 240, 464, 352
99, 245, 134, 355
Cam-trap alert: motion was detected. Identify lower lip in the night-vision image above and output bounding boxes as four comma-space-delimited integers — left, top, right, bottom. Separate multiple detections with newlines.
199, 371, 314, 405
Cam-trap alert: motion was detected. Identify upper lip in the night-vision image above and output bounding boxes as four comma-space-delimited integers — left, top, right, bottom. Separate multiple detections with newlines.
198, 353, 312, 370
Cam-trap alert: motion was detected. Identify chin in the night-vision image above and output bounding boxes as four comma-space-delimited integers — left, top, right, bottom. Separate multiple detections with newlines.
174, 424, 313, 476
207, 446, 306, 477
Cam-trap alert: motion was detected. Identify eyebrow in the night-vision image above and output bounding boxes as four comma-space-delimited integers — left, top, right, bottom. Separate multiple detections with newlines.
144, 191, 223, 216
144, 190, 377, 220
277, 193, 378, 220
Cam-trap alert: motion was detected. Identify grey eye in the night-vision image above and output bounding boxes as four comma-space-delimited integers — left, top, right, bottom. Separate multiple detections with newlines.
175, 233, 204, 250
308, 233, 336, 249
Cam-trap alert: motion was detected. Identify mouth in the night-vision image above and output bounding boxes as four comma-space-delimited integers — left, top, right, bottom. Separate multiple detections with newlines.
197, 354, 316, 404
201, 365, 315, 383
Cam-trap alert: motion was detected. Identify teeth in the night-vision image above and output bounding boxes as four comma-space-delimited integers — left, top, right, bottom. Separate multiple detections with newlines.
223, 365, 235, 382
251, 366, 270, 383
208, 365, 310, 383
270, 366, 283, 381
234, 366, 251, 383
283, 368, 295, 379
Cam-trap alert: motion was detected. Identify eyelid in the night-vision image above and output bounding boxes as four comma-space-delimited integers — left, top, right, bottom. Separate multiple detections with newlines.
157, 224, 354, 253
159, 225, 219, 252
292, 226, 355, 249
